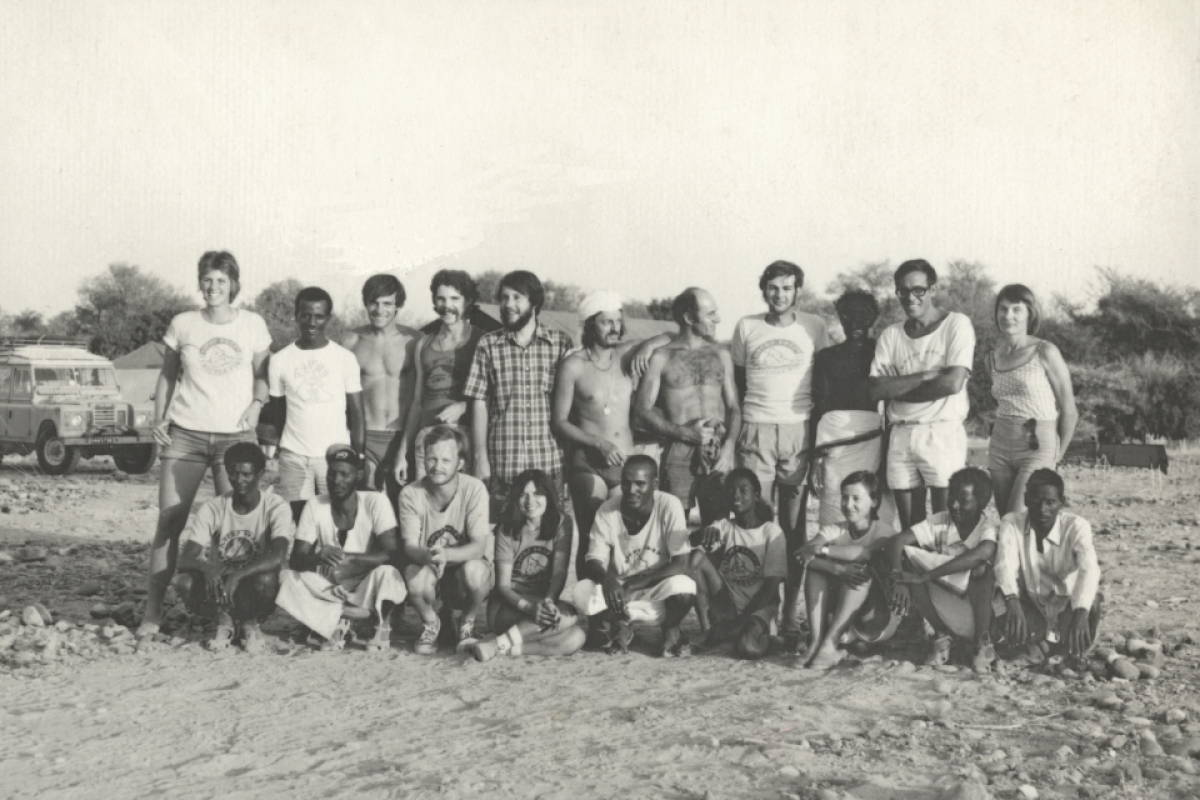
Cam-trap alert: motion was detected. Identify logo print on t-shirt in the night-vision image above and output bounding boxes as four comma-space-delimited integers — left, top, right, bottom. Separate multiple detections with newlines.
427, 525, 466, 549
292, 358, 334, 403
513, 546, 551, 578
198, 338, 243, 375
217, 529, 260, 569
748, 340, 804, 373
719, 545, 762, 586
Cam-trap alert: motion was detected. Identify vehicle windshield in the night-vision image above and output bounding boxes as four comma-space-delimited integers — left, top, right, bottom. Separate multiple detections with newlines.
34, 367, 118, 391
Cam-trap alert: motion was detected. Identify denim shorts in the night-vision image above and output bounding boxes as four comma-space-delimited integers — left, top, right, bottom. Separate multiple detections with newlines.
160, 425, 255, 467
276, 448, 329, 502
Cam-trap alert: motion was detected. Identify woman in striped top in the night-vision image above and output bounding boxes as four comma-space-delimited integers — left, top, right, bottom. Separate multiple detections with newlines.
988, 285, 1078, 515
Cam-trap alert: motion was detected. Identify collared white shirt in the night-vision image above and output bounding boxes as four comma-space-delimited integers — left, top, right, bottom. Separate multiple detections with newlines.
995, 510, 1101, 620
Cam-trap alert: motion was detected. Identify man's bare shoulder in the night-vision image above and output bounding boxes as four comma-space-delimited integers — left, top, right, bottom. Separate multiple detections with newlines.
559, 349, 589, 375
339, 329, 365, 348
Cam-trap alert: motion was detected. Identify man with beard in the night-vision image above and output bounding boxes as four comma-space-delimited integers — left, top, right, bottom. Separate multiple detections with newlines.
573, 455, 697, 656
275, 445, 407, 652
634, 287, 741, 525
993, 469, 1102, 666
887, 467, 998, 670
464, 270, 573, 504
552, 290, 644, 573
869, 260, 975, 529
398, 425, 492, 654
339, 274, 421, 505
401, 270, 485, 483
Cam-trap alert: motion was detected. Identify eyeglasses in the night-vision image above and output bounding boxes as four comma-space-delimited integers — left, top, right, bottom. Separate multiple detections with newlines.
896, 285, 932, 300
1024, 418, 1039, 451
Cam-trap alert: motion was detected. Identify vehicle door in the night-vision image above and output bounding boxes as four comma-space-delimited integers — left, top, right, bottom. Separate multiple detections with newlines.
7, 367, 34, 441
0, 365, 11, 440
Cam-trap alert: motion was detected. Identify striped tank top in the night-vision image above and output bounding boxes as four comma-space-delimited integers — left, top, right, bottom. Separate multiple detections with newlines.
990, 350, 1057, 420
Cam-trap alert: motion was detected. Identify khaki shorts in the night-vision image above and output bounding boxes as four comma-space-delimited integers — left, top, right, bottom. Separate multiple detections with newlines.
277, 448, 329, 502
887, 421, 967, 490
736, 421, 810, 494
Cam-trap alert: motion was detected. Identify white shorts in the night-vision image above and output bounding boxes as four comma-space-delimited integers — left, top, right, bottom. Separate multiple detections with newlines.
887, 421, 967, 491
277, 448, 329, 502
572, 575, 697, 626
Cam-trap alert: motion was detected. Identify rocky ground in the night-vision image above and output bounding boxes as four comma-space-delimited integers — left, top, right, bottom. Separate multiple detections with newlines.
0, 454, 1198, 799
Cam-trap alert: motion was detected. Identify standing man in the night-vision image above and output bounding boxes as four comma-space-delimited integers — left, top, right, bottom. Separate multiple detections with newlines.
870, 260, 975, 529
464, 270, 573, 505
634, 287, 740, 525
552, 290, 641, 573
574, 456, 697, 657
730, 261, 829, 648
339, 274, 421, 506
269, 287, 365, 521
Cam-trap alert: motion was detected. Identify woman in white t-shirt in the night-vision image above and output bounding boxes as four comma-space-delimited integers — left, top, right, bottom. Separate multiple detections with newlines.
471, 469, 585, 661
795, 470, 898, 669
139, 251, 273, 641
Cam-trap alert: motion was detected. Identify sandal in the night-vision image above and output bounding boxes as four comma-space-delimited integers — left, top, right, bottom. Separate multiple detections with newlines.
924, 635, 953, 667
366, 624, 391, 653
206, 622, 235, 652
321, 619, 352, 652
606, 621, 635, 655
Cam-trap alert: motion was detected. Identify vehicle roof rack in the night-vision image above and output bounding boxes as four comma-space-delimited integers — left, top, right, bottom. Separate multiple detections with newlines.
0, 336, 93, 353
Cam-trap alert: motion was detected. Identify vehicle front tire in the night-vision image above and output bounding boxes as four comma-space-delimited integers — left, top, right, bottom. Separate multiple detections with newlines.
36, 429, 80, 475
113, 444, 157, 474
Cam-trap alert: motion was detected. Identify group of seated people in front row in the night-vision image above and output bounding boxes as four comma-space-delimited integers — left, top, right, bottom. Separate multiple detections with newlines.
172, 423, 1101, 672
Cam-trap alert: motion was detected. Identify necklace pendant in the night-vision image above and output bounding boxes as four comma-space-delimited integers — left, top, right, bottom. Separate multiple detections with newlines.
603, 406, 611, 416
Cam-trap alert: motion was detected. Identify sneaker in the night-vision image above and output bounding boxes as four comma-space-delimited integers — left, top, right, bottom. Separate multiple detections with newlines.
971, 641, 996, 673
455, 617, 478, 652
415, 619, 441, 655
471, 637, 501, 663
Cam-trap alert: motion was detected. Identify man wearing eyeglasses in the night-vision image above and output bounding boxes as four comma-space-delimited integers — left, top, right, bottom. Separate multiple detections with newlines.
869, 260, 976, 529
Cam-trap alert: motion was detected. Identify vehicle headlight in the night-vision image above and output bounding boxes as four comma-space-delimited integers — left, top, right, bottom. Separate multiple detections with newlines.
134, 412, 150, 427
64, 413, 85, 429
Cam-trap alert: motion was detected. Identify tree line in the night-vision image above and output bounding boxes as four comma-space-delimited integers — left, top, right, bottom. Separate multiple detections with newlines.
4, 261, 1198, 444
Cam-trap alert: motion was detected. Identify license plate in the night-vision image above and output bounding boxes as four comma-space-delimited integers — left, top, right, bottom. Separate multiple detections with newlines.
88, 436, 136, 444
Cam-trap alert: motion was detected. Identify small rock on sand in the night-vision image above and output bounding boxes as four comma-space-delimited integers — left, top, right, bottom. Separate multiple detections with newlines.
17, 546, 48, 562
1164, 708, 1187, 724
1017, 786, 1038, 800
0, 552, 14, 565
76, 581, 103, 597
21, 606, 44, 627
1108, 659, 1139, 681
937, 781, 991, 800
89, 603, 110, 619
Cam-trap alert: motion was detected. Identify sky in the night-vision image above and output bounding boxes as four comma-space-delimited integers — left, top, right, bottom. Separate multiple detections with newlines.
2, 1, 1197, 337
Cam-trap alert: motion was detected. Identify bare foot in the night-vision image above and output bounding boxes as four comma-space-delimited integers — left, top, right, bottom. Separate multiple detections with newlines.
807, 643, 844, 670
240, 622, 269, 655
366, 625, 391, 653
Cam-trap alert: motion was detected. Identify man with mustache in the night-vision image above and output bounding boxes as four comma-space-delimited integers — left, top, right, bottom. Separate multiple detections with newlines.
464, 270, 573, 506
339, 274, 421, 506
634, 287, 741, 525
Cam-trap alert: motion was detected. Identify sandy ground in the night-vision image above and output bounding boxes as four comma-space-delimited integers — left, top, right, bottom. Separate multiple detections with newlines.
1, 454, 1199, 800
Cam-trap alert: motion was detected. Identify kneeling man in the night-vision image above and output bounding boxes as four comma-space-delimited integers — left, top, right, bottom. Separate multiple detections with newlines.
399, 425, 492, 654
574, 455, 696, 656
276, 445, 406, 651
887, 467, 998, 670
174, 442, 294, 653
994, 469, 1102, 664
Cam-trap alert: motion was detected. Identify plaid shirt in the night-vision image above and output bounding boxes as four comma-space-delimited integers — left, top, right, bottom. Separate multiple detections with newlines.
463, 322, 572, 482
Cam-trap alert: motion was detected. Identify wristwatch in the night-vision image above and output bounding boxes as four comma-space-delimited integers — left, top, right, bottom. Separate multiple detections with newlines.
819, 545, 830, 556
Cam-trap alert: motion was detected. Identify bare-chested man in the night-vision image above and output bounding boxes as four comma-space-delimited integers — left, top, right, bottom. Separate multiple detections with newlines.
552, 291, 642, 573
635, 288, 741, 525
339, 274, 421, 506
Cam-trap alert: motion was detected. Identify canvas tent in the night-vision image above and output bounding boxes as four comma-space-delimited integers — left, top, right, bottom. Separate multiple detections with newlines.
112, 341, 167, 403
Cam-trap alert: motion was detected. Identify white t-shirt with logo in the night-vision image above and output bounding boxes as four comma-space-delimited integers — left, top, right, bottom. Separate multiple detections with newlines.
710, 518, 787, 613
181, 489, 295, 570
268, 341, 362, 457
398, 474, 492, 561
870, 312, 975, 424
731, 313, 830, 423
163, 309, 272, 433
587, 491, 690, 578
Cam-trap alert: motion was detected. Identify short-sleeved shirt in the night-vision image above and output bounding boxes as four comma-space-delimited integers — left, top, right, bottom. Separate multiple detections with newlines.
710, 518, 787, 613
870, 312, 975, 424
910, 511, 997, 556
462, 323, 573, 482
815, 519, 896, 551
418, 325, 485, 429
268, 341, 363, 457
587, 491, 690, 578
398, 473, 492, 560
494, 516, 573, 597
163, 309, 272, 433
731, 313, 830, 423
181, 490, 295, 570
295, 492, 398, 554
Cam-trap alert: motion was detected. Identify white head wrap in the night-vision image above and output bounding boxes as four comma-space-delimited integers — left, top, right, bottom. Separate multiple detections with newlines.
578, 290, 623, 325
